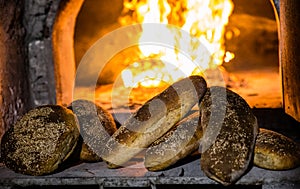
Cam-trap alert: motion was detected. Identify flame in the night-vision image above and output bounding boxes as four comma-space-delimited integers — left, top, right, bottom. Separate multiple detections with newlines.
119, 0, 234, 88
224, 51, 235, 63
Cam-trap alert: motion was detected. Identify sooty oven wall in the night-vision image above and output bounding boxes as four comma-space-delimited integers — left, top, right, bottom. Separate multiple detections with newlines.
0, 0, 299, 142
0, 0, 62, 140
0, 0, 29, 139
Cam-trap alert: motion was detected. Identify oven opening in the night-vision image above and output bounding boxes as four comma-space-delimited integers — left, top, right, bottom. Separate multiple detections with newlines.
72, 0, 280, 112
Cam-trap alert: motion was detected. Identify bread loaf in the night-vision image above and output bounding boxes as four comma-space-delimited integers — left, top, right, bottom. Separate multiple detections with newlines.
79, 142, 101, 162
199, 87, 258, 186
254, 128, 300, 170
101, 76, 207, 167
145, 111, 202, 171
69, 99, 117, 162
1, 105, 79, 176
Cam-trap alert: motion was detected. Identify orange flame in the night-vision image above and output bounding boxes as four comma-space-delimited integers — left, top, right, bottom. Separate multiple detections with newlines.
119, 0, 234, 88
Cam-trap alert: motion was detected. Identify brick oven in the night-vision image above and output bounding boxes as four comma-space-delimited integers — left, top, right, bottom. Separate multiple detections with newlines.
0, 0, 300, 188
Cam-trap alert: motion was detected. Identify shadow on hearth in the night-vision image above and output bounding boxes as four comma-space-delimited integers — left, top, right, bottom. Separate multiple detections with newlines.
252, 108, 300, 143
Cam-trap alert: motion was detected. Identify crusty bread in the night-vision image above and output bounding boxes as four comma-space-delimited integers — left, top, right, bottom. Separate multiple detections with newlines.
1, 105, 79, 176
69, 99, 117, 162
79, 142, 102, 162
101, 76, 207, 167
199, 87, 258, 186
145, 111, 202, 171
254, 128, 300, 170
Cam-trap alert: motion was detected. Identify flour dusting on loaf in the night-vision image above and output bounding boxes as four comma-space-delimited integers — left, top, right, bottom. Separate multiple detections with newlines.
199, 86, 258, 186
254, 128, 300, 170
1, 105, 79, 176
101, 76, 207, 167
69, 99, 117, 162
145, 111, 203, 171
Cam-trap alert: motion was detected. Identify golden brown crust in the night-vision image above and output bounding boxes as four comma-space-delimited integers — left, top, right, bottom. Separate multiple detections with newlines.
199, 87, 258, 186
0, 105, 79, 176
69, 99, 117, 162
145, 111, 202, 171
101, 76, 207, 167
79, 143, 102, 162
254, 128, 300, 170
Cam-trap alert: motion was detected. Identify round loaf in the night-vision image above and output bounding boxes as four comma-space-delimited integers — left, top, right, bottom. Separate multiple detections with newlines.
69, 99, 117, 162
254, 128, 300, 170
1, 105, 79, 175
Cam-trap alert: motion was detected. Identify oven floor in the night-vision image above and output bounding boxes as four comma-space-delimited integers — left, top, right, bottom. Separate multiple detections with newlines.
1, 67, 297, 188
2, 108, 300, 189
0, 156, 299, 189
73, 66, 282, 114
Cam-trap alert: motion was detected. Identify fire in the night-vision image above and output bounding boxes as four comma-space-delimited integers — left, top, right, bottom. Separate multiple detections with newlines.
119, 0, 234, 88
224, 51, 235, 63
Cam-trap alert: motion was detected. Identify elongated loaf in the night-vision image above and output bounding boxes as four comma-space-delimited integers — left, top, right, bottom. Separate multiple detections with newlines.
199, 87, 258, 186
1, 105, 79, 176
69, 99, 117, 162
254, 128, 300, 170
145, 111, 202, 171
101, 76, 207, 167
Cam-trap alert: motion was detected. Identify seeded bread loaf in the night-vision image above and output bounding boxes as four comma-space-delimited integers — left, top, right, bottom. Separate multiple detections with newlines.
254, 128, 300, 170
199, 87, 258, 186
69, 99, 117, 162
101, 76, 207, 167
1, 105, 79, 176
145, 111, 202, 171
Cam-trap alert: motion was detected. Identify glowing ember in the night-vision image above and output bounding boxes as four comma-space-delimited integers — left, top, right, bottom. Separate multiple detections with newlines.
119, 0, 234, 88
224, 51, 235, 63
